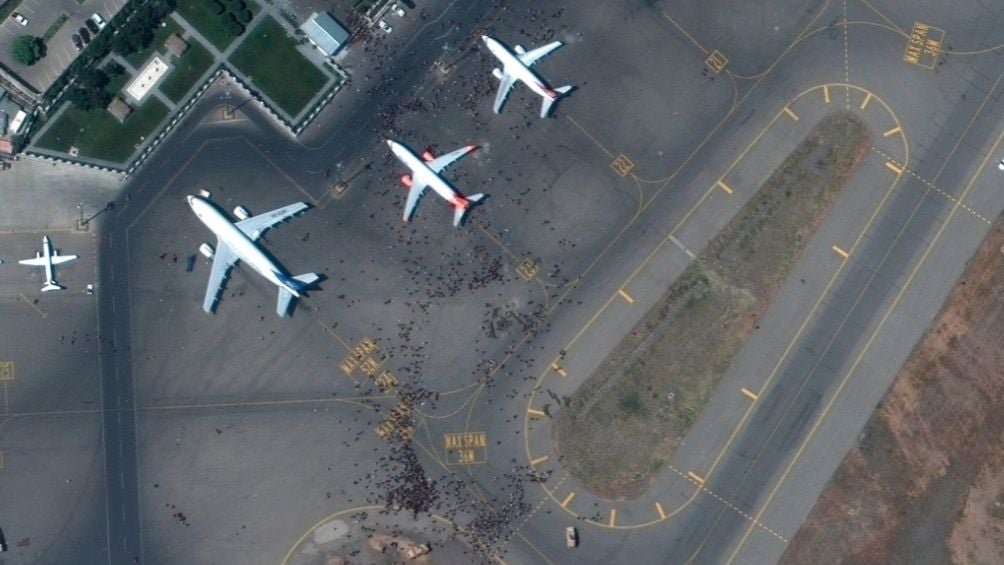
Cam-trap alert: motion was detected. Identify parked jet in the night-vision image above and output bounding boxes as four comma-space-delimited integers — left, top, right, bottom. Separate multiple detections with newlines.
482, 35, 573, 118
187, 190, 318, 316
387, 139, 485, 227
19, 235, 77, 292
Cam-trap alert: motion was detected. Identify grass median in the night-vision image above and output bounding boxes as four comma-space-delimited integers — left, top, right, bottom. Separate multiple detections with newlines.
553, 112, 872, 499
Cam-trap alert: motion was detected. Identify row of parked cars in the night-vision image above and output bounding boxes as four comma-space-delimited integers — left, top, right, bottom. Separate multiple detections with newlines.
72, 13, 107, 51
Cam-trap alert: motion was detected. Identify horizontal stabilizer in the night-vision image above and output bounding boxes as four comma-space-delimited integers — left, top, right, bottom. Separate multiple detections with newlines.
292, 272, 320, 288
42, 282, 64, 292
277, 287, 294, 317
540, 85, 573, 118
452, 194, 486, 227
276, 272, 319, 316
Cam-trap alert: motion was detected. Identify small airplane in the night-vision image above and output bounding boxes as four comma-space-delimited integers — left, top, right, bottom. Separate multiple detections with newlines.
187, 190, 319, 316
482, 35, 573, 118
19, 235, 77, 292
387, 139, 485, 227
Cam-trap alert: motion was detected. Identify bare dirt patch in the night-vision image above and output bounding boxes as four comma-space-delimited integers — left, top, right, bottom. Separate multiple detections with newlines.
553, 112, 872, 499
781, 219, 1004, 565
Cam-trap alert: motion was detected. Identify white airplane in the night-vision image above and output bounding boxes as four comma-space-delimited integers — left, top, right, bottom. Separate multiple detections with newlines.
187, 190, 319, 317
19, 235, 77, 292
482, 35, 573, 118
387, 139, 485, 227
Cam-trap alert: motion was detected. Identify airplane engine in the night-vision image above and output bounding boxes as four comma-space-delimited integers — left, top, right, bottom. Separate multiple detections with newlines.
199, 243, 215, 259
400, 174, 413, 187
197, 188, 212, 198
233, 205, 251, 220
492, 68, 503, 79
421, 149, 436, 162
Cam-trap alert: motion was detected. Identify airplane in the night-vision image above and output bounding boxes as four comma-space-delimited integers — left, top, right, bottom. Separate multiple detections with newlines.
187, 190, 319, 316
482, 35, 573, 118
387, 139, 486, 227
19, 235, 77, 292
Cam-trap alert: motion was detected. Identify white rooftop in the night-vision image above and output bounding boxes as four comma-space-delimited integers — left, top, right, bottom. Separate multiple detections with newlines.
125, 56, 170, 103
301, 12, 349, 57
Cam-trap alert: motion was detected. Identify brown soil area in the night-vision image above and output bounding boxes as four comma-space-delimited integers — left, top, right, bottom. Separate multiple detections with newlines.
781, 219, 1004, 565
552, 112, 872, 499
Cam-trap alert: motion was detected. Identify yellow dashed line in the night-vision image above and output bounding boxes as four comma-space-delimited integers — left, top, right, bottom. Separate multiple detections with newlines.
883, 126, 902, 137
741, 387, 759, 401
716, 179, 734, 194
832, 245, 850, 258
527, 408, 546, 417
823, 85, 830, 104
655, 501, 667, 519
561, 492, 575, 508
687, 471, 705, 485
860, 92, 873, 110
609, 508, 617, 527
617, 289, 634, 304
18, 294, 47, 319
782, 106, 799, 121
885, 161, 904, 174
530, 455, 549, 467
872, 147, 992, 225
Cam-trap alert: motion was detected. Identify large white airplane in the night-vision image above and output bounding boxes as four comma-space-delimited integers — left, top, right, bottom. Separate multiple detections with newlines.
187, 190, 319, 317
19, 235, 77, 292
482, 35, 573, 118
387, 139, 485, 227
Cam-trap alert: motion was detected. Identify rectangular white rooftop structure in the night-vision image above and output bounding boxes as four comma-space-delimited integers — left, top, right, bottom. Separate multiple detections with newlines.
301, 12, 350, 57
126, 55, 169, 103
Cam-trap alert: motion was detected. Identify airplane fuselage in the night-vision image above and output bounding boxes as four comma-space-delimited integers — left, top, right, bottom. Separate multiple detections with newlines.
387, 140, 466, 208
186, 196, 299, 297
41, 236, 56, 284
483, 35, 557, 100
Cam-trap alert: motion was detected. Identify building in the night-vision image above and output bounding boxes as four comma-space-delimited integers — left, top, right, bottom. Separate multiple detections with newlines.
125, 56, 169, 103
301, 12, 350, 57
165, 33, 189, 57
107, 97, 133, 122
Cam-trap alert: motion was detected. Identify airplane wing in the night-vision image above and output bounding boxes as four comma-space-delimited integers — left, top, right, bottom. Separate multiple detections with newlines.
50, 254, 78, 265
234, 202, 308, 241
18, 256, 46, 266
403, 178, 429, 222
202, 240, 239, 313
518, 41, 562, 66
428, 145, 476, 174
493, 70, 517, 114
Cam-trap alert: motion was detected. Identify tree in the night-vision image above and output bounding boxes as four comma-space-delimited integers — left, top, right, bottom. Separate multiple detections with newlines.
11, 36, 46, 66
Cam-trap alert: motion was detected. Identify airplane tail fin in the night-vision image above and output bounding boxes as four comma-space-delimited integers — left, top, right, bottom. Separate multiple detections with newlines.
42, 282, 64, 292
540, 85, 573, 118
452, 194, 486, 227
276, 273, 320, 316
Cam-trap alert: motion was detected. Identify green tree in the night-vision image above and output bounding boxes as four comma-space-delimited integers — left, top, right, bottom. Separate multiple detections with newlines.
11, 36, 46, 66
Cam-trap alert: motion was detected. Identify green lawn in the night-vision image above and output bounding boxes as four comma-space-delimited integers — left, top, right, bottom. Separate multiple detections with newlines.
36, 98, 169, 163
229, 16, 328, 117
176, 0, 259, 51
159, 39, 214, 102
123, 17, 183, 68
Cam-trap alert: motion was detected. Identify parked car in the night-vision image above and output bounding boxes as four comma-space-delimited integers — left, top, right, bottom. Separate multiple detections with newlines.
89, 13, 106, 30
11, 12, 27, 26
378, 19, 393, 33
78, 27, 91, 44
85, 18, 99, 35
391, 3, 406, 17
72, 34, 83, 51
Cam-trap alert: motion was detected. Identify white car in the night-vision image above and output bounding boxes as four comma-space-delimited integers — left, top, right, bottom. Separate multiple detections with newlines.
90, 13, 107, 30
391, 4, 406, 17
998, 158, 1004, 171
11, 12, 27, 26
378, 19, 393, 33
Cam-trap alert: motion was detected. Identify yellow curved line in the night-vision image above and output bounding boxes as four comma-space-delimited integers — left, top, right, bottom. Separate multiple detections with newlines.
525, 83, 909, 530
945, 43, 1004, 56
